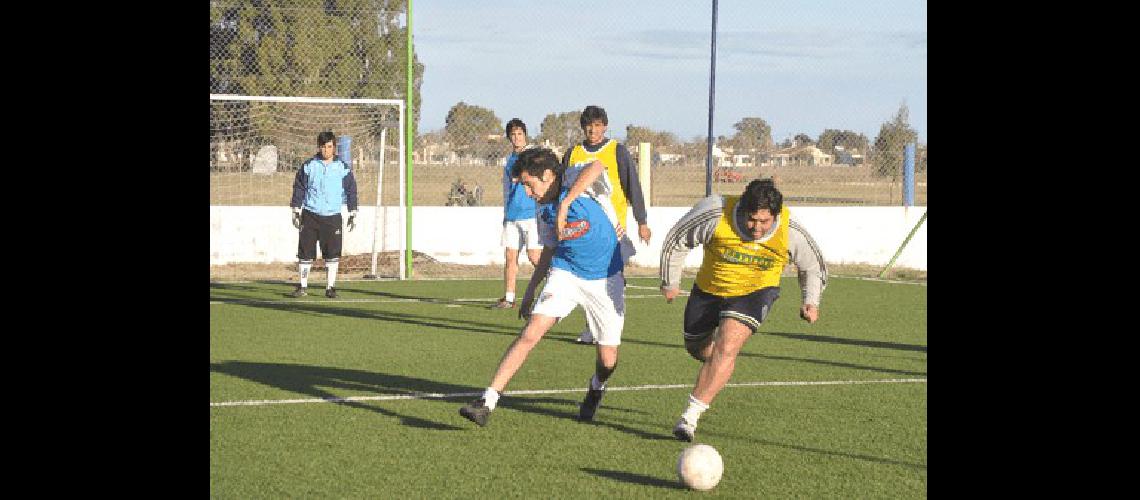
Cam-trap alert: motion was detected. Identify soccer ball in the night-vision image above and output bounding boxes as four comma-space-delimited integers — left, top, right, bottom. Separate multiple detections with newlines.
676, 444, 724, 491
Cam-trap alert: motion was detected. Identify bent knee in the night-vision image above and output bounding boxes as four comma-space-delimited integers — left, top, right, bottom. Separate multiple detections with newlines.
685, 341, 708, 362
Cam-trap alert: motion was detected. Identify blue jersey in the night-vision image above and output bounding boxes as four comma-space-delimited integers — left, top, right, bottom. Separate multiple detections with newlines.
290, 155, 358, 216
503, 151, 536, 221
538, 190, 622, 280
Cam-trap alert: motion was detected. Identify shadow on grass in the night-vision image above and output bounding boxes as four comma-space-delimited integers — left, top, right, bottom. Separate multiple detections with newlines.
348, 287, 500, 308
496, 395, 674, 442
710, 431, 927, 471
581, 468, 684, 490
209, 281, 498, 308
210, 294, 522, 337
765, 331, 927, 353
211, 361, 477, 431
552, 333, 926, 378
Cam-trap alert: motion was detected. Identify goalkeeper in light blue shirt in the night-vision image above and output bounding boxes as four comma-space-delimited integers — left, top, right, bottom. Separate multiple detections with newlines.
288, 131, 359, 299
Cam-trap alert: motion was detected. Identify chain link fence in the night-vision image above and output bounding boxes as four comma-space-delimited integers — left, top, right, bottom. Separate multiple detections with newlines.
210, 0, 926, 281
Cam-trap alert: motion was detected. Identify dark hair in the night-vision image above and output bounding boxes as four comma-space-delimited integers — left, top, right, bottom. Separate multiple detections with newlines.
505, 118, 527, 136
579, 105, 608, 128
317, 131, 336, 145
738, 178, 783, 216
511, 147, 562, 179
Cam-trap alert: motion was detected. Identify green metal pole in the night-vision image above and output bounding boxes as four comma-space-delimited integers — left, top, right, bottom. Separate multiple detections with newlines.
878, 211, 927, 278
405, 0, 414, 279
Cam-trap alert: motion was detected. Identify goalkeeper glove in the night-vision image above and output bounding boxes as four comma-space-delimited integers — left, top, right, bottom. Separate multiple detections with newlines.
347, 210, 358, 231
292, 207, 302, 229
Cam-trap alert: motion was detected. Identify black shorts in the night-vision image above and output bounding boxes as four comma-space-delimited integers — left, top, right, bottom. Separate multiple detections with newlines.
297, 210, 343, 261
682, 285, 781, 343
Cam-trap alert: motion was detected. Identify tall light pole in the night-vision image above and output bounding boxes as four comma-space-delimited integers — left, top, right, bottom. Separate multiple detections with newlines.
704, 0, 719, 196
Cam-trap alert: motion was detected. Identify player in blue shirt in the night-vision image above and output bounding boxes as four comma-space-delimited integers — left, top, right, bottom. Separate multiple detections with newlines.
493, 118, 543, 309
459, 148, 626, 427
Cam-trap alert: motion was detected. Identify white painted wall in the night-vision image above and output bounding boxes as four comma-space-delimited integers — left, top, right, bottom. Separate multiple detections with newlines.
210, 205, 927, 271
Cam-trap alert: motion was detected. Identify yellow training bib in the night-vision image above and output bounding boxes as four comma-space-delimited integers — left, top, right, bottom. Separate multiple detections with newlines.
695, 196, 790, 297
567, 140, 629, 229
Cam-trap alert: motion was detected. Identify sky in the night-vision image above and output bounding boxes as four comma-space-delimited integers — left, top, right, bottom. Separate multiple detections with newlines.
414, 0, 926, 144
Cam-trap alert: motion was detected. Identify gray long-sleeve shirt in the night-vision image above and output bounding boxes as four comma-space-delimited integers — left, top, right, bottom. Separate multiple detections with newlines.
658, 195, 828, 306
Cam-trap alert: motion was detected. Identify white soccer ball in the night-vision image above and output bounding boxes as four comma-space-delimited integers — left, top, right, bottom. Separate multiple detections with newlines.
676, 443, 724, 491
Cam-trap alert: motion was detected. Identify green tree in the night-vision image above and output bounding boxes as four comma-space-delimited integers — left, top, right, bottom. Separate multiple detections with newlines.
537, 111, 583, 150
680, 136, 709, 167
793, 133, 813, 146
625, 125, 678, 149
210, 0, 424, 131
817, 129, 870, 156
729, 117, 774, 152
444, 102, 503, 152
871, 103, 919, 177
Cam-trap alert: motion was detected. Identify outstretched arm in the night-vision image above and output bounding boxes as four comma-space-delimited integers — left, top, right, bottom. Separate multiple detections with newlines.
787, 218, 828, 323
659, 195, 723, 301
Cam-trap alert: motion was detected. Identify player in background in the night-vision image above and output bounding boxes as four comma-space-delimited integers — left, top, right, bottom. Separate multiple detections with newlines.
289, 131, 359, 298
493, 118, 543, 309
658, 178, 827, 441
559, 105, 652, 344
459, 148, 625, 427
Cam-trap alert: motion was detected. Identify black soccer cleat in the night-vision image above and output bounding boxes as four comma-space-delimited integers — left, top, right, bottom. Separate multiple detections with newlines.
578, 383, 606, 421
459, 398, 491, 427
290, 286, 308, 298
325, 287, 337, 298
673, 417, 696, 442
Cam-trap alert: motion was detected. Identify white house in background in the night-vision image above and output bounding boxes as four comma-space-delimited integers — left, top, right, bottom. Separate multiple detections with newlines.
770, 144, 833, 167
659, 153, 685, 165
710, 144, 733, 167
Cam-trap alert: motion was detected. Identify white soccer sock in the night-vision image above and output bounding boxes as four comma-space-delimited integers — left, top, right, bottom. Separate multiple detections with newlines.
505, 291, 515, 302
482, 387, 501, 410
326, 261, 339, 288
299, 261, 312, 288
590, 373, 606, 391
681, 394, 710, 424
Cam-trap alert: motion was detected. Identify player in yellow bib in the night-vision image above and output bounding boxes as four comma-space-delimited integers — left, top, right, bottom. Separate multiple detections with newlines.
558, 105, 652, 344
658, 179, 828, 441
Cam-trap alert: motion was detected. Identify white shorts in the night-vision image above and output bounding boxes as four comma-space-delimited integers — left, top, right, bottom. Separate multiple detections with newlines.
501, 219, 543, 250
530, 268, 625, 346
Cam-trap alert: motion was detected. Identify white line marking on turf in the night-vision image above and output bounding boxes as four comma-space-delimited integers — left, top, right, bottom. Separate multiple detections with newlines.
210, 378, 926, 407
209, 292, 688, 305
832, 275, 927, 286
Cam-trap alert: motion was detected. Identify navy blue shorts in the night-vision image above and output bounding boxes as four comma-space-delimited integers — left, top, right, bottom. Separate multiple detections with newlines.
682, 285, 780, 343
297, 210, 343, 261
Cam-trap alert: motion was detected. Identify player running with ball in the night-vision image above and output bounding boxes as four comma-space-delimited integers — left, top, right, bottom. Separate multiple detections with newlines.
659, 178, 828, 441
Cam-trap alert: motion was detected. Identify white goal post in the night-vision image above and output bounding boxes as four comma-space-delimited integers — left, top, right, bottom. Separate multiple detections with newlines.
210, 94, 407, 280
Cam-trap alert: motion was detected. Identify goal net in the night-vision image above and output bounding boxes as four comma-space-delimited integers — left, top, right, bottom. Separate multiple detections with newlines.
210, 94, 407, 281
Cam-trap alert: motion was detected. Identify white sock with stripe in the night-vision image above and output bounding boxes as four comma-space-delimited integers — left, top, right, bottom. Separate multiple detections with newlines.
326, 260, 338, 288
299, 261, 312, 288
